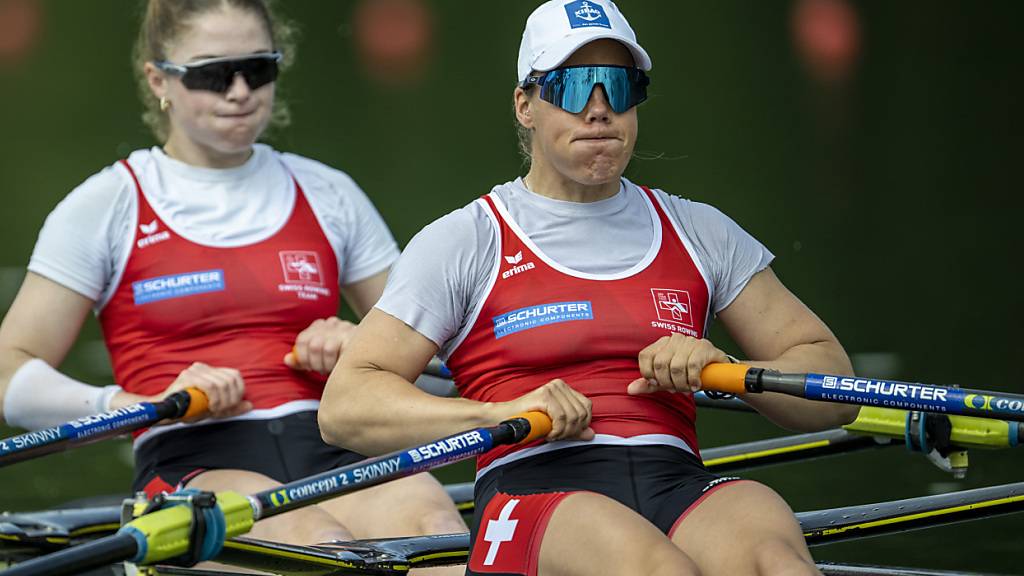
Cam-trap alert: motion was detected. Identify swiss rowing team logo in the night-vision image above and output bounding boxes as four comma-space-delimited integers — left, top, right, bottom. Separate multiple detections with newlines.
280, 251, 324, 285
278, 250, 330, 301
651, 288, 699, 337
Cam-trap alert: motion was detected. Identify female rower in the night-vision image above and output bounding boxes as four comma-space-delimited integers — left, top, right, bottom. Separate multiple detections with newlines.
321, 1, 856, 574
0, 0, 464, 552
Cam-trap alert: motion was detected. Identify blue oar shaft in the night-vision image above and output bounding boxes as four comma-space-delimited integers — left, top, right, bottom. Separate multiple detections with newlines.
2, 413, 548, 576
0, 390, 201, 467
253, 415, 539, 519
738, 367, 1024, 423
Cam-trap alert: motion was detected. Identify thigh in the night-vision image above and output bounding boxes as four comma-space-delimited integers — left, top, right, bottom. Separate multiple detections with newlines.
467, 490, 698, 576
186, 468, 353, 544
319, 472, 467, 539
670, 480, 818, 576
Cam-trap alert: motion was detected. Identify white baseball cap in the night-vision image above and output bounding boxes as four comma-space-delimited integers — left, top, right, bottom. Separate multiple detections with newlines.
517, 0, 652, 83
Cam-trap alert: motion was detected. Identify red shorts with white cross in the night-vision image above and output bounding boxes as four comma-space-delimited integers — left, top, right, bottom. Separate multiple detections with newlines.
467, 490, 572, 575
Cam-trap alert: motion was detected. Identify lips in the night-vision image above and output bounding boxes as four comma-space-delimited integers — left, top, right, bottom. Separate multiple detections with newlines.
572, 132, 619, 142
217, 109, 256, 118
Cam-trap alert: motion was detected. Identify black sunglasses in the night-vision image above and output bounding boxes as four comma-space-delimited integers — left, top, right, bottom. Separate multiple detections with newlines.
154, 52, 283, 93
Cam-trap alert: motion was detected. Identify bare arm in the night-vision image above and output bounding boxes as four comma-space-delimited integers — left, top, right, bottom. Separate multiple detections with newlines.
340, 269, 389, 319
1, 273, 248, 424
319, 308, 593, 455
717, 267, 857, 430
0, 272, 94, 418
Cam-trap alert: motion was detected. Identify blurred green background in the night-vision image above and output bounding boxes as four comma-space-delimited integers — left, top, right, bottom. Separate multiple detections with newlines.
0, 0, 1019, 572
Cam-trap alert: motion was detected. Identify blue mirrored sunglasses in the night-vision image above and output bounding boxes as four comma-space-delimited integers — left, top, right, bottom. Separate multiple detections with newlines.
521, 65, 650, 114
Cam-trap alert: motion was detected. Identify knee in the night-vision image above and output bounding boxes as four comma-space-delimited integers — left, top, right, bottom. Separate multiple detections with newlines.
753, 539, 819, 576
416, 506, 468, 535
646, 541, 701, 576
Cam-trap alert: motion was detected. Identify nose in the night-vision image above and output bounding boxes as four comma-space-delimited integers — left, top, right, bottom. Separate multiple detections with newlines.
584, 84, 612, 122
224, 72, 252, 101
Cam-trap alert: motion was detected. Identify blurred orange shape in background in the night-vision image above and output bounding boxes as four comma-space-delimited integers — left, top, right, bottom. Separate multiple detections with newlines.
792, 0, 861, 86
354, 0, 434, 88
0, 0, 42, 68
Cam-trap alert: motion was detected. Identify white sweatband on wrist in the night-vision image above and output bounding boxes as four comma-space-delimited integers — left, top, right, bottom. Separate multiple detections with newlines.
2, 358, 122, 431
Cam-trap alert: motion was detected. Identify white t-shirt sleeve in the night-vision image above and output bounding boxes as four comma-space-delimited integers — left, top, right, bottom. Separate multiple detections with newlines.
282, 153, 399, 285
27, 166, 133, 303
375, 204, 496, 353
657, 191, 775, 314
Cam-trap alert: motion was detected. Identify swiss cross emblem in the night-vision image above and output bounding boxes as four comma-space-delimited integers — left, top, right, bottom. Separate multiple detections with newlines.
279, 251, 324, 286
651, 288, 694, 327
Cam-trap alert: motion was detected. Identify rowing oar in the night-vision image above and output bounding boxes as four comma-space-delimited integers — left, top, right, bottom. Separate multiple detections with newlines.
0, 389, 209, 468
701, 363, 1024, 423
3, 412, 552, 576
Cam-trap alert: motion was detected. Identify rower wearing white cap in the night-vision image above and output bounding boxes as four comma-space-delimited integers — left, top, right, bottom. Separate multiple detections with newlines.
321, 1, 857, 575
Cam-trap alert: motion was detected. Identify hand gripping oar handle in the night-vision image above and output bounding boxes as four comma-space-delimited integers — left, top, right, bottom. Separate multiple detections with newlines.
0, 388, 208, 468
2, 412, 552, 576
700, 363, 1024, 423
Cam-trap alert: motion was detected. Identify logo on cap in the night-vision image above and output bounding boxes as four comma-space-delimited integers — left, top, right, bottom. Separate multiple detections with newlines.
564, 1, 611, 29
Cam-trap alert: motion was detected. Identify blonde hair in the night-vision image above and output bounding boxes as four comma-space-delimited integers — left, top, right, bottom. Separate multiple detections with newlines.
515, 84, 536, 165
132, 0, 297, 142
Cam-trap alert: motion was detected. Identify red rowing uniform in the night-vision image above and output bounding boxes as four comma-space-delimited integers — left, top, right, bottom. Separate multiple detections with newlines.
99, 159, 339, 436
446, 186, 711, 475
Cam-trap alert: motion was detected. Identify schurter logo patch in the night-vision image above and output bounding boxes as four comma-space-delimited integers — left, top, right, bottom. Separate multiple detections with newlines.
650, 288, 698, 337
278, 250, 331, 301
492, 301, 593, 339
564, 1, 611, 29
132, 269, 225, 305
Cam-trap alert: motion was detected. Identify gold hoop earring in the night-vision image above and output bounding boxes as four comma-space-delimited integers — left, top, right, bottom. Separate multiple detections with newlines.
159, 97, 171, 112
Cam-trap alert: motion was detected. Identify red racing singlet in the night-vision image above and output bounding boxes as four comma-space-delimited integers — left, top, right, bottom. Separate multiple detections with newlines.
446, 186, 712, 474
99, 159, 339, 413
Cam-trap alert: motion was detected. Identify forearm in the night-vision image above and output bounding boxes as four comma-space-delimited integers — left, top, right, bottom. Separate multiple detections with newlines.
1, 356, 121, 430
738, 340, 859, 431
0, 346, 34, 418
319, 365, 501, 455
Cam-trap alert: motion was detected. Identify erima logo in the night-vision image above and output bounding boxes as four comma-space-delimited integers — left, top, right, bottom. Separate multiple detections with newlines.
565, 1, 611, 29
136, 219, 170, 249
483, 499, 520, 566
501, 251, 535, 279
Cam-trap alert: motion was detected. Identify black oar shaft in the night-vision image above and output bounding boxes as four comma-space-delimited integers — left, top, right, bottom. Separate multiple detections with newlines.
3, 532, 138, 576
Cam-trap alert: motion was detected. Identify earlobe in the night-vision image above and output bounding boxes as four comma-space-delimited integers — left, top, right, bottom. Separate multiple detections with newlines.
514, 87, 534, 129
143, 62, 167, 101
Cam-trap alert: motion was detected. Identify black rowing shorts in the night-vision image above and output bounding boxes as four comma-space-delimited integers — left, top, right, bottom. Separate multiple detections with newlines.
466, 444, 743, 575
132, 410, 365, 497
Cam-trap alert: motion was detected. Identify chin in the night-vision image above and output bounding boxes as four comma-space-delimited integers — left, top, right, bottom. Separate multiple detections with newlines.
577, 158, 629, 184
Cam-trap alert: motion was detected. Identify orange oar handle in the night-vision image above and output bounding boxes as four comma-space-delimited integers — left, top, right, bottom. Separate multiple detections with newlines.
700, 363, 752, 395
181, 387, 210, 419
511, 411, 553, 443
